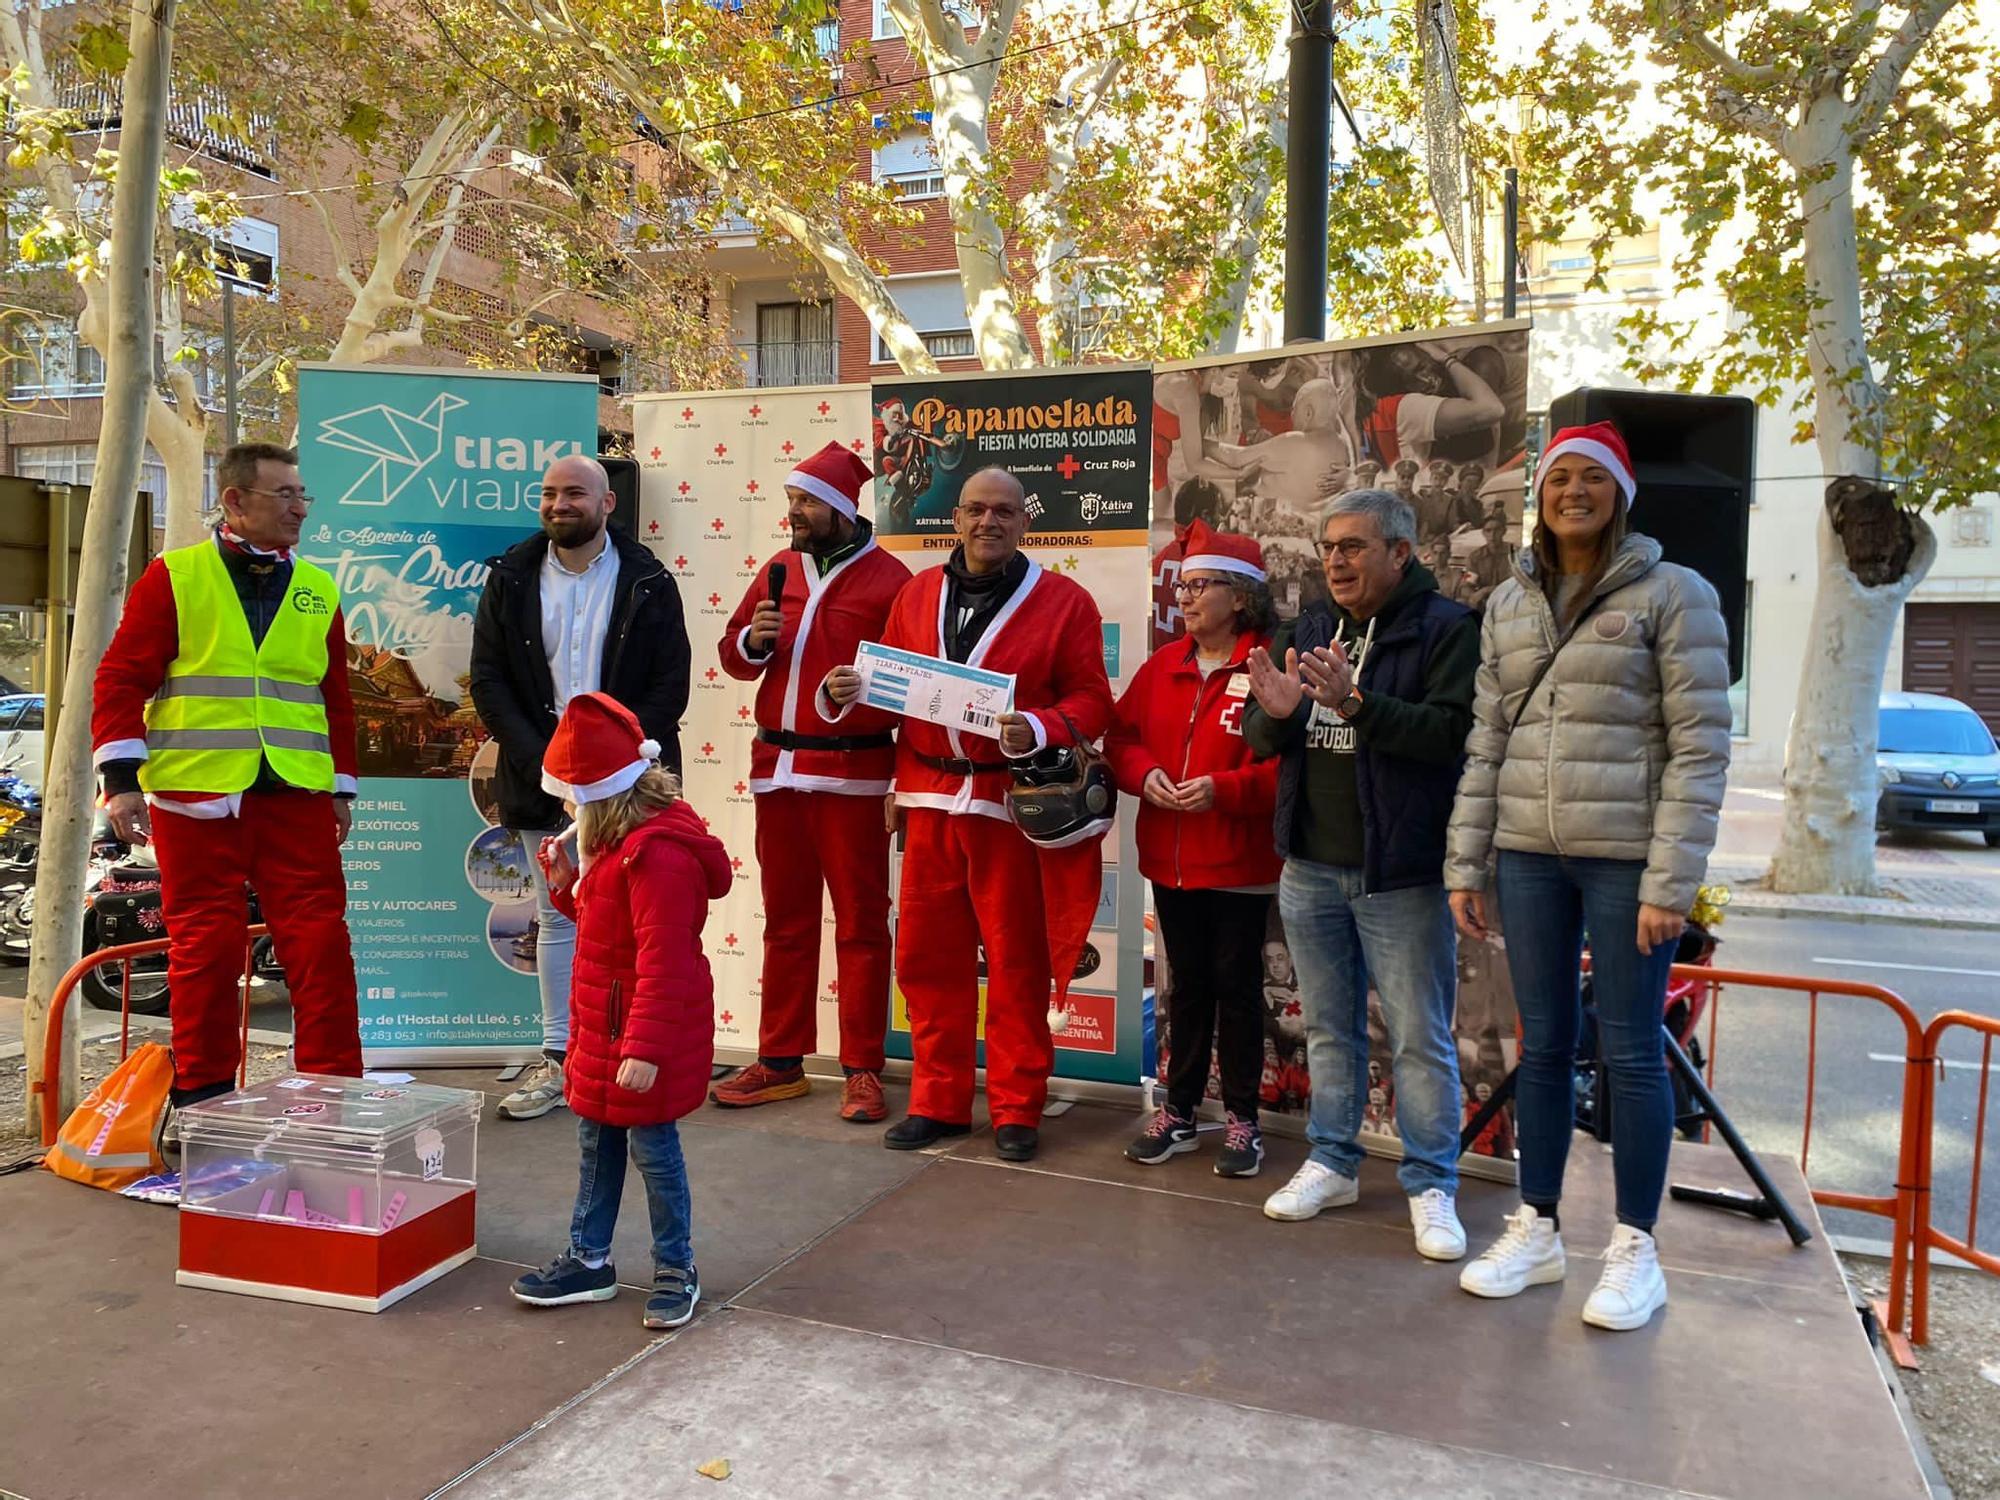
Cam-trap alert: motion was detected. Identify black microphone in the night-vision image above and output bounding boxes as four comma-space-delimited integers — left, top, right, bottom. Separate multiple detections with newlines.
768, 561, 787, 606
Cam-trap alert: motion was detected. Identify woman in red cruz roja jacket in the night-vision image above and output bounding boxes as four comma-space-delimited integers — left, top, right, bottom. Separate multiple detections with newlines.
510, 692, 732, 1332
1104, 521, 1282, 1179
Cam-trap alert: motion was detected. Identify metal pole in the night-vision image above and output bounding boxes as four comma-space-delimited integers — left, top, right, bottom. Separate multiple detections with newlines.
1502, 167, 1519, 320
222, 279, 239, 445
1283, 0, 1334, 343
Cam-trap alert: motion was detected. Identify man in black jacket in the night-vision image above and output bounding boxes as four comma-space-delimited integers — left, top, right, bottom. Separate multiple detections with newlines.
470, 454, 689, 1120
1243, 486, 1477, 1262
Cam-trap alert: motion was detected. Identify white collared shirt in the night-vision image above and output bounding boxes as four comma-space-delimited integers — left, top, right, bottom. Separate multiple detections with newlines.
541, 537, 621, 714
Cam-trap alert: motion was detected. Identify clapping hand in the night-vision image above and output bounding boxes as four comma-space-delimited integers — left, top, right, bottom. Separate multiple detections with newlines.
1245, 646, 1305, 717
1298, 641, 1353, 708
1142, 768, 1217, 813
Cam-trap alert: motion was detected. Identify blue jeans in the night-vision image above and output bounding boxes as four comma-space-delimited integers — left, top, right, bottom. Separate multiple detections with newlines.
570, 1116, 694, 1274
521, 827, 575, 1052
1494, 850, 1677, 1230
1279, 859, 1462, 1195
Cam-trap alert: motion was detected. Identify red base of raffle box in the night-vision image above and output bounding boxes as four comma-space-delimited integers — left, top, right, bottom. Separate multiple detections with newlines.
174, 1075, 481, 1312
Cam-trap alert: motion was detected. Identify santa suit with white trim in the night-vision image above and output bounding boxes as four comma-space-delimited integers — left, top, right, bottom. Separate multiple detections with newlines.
827, 553, 1114, 1128
718, 444, 911, 1072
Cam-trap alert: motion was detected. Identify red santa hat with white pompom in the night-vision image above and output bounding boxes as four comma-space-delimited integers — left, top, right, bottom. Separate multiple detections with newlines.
784, 440, 874, 521
1530, 420, 1637, 509
542, 692, 659, 805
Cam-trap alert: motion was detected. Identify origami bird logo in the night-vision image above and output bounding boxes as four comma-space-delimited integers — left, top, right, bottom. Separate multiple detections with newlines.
315, 391, 469, 507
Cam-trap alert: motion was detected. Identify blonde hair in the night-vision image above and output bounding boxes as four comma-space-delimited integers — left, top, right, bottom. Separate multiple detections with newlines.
573, 766, 681, 855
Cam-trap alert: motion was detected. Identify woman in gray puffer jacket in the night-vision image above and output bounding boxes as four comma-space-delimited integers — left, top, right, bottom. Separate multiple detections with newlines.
1444, 421, 1730, 1334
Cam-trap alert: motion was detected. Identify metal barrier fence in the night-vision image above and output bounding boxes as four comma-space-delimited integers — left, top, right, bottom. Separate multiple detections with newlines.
33, 928, 268, 1148
1910, 1009, 2000, 1348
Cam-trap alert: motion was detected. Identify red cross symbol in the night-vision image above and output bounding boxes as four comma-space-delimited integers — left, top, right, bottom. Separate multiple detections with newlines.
817, 401, 831, 416
709, 517, 726, 532
673, 555, 689, 569
742, 555, 756, 570
748, 403, 763, 419
701, 742, 715, 756
681, 407, 695, 421
849, 438, 863, 452
714, 443, 728, 458
647, 519, 660, 535
707, 591, 722, 605
649, 446, 662, 460
746, 479, 760, 494
781, 440, 795, 457
731, 857, 743, 871
724, 934, 738, 947
827, 979, 840, 996
720, 1010, 734, 1025
737, 705, 751, 720
734, 780, 747, 795
1057, 454, 1082, 480
678, 481, 691, 495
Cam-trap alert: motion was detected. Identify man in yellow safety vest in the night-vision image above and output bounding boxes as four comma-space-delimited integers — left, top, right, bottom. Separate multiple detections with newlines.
92, 442, 363, 1108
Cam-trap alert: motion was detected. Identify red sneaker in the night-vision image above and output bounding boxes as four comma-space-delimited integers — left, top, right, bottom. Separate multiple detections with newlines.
839, 1070, 888, 1123
710, 1062, 809, 1108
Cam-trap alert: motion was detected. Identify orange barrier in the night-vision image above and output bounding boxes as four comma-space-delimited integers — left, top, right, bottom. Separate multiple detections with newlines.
33, 927, 269, 1149
1665, 963, 1931, 1354
1909, 1010, 2000, 1348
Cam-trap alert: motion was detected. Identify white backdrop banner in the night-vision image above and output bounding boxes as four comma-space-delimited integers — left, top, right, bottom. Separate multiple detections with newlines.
634, 386, 875, 1055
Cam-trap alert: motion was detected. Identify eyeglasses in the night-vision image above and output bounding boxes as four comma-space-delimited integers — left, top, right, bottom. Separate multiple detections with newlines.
245, 486, 315, 509
1316, 538, 1378, 561
1173, 577, 1231, 598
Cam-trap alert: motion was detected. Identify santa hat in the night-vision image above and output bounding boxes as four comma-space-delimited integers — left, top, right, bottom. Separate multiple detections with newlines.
1532, 421, 1636, 509
785, 440, 873, 521
1179, 519, 1266, 583
541, 692, 660, 804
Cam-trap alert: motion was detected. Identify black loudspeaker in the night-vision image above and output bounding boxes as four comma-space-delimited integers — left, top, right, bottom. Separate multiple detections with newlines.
601, 455, 640, 537
1547, 388, 1753, 684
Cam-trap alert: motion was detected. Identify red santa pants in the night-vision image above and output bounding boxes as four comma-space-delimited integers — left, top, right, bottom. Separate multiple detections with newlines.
896, 808, 1052, 1128
150, 789, 361, 1093
753, 789, 892, 1071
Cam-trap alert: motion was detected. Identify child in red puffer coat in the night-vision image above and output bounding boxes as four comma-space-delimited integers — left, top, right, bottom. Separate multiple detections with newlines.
510, 692, 731, 1331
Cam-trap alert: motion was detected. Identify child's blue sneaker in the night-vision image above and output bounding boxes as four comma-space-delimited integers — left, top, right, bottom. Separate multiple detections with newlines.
512, 1250, 617, 1306
643, 1265, 700, 1329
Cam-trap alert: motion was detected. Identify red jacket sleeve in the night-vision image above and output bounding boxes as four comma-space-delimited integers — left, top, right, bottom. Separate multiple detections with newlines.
324, 608, 359, 789
92, 559, 179, 761
1211, 754, 1278, 818
619, 841, 712, 1066
1102, 655, 1164, 795
1026, 588, 1114, 750
717, 565, 776, 681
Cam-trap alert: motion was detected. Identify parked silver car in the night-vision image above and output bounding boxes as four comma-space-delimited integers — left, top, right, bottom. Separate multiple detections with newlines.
1877, 691, 2000, 847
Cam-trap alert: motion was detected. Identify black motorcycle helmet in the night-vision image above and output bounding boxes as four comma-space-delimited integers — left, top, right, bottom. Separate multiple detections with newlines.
1007, 712, 1115, 849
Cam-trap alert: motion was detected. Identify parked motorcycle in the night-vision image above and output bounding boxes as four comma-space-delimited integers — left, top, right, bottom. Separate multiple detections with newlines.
0, 770, 40, 896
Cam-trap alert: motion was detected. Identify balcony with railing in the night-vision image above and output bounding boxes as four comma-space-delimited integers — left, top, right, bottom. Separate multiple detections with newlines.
52, 66, 280, 177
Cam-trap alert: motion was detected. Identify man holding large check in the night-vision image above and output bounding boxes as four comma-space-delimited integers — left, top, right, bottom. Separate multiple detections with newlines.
823, 466, 1113, 1161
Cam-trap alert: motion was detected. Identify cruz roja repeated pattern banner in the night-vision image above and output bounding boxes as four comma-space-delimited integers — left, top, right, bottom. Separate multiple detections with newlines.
633, 386, 874, 1057
872, 365, 1153, 1087
297, 364, 602, 1065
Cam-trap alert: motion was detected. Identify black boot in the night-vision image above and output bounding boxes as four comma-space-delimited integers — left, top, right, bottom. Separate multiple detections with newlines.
994, 1124, 1039, 1162
883, 1114, 971, 1151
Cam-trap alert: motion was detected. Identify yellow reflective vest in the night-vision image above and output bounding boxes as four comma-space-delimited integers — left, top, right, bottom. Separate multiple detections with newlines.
140, 541, 339, 794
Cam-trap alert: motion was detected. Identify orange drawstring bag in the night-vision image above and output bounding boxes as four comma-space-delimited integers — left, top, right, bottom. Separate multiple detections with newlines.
44, 1042, 173, 1190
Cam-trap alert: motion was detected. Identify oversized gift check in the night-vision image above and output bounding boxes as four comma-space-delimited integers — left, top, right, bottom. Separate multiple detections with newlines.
854, 641, 1016, 738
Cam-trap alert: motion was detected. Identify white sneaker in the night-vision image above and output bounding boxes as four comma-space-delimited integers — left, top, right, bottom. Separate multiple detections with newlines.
1261, 1160, 1358, 1221
1409, 1189, 1467, 1261
1459, 1206, 1566, 1298
498, 1057, 567, 1121
1582, 1224, 1668, 1331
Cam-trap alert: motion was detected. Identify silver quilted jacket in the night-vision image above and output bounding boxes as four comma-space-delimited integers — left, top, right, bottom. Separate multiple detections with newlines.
1444, 533, 1732, 913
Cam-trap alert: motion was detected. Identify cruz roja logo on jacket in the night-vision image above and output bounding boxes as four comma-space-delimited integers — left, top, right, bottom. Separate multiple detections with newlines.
1304, 616, 1375, 755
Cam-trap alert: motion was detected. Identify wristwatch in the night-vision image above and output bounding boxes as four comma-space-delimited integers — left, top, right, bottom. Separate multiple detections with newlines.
1335, 688, 1365, 721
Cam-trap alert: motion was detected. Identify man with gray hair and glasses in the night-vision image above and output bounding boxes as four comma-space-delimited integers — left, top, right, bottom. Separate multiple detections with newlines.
1243, 487, 1480, 1261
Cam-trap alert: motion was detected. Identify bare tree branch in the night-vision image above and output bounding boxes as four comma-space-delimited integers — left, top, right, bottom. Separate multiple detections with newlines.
1654, 0, 1782, 86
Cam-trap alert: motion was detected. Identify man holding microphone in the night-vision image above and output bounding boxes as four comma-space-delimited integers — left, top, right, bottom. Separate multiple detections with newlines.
712, 443, 910, 1122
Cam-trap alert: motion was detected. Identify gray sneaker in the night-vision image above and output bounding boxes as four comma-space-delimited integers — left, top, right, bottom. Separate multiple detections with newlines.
498, 1057, 567, 1120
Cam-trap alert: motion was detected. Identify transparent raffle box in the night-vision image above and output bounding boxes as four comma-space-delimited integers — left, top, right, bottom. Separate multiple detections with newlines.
176, 1075, 481, 1311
